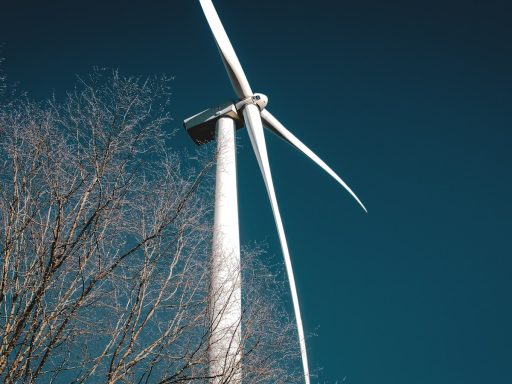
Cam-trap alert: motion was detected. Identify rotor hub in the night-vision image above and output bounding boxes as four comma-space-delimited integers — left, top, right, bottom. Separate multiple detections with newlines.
235, 93, 268, 111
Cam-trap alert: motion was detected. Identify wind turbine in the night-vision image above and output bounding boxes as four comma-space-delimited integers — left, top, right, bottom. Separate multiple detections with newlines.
183, 1, 367, 382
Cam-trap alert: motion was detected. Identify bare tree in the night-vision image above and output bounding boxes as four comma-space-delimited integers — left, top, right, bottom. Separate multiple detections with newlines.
0, 69, 300, 383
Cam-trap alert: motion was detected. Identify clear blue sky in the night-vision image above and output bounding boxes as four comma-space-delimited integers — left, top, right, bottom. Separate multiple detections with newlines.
1, 1, 511, 383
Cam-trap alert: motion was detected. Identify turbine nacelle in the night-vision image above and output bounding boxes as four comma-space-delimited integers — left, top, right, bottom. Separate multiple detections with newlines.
183, 93, 267, 145
183, 101, 243, 145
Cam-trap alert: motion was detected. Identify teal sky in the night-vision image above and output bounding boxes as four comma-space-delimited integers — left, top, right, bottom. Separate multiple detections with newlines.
1, 1, 511, 383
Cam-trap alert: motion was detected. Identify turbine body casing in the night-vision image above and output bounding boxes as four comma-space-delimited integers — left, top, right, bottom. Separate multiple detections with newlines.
184, 101, 243, 145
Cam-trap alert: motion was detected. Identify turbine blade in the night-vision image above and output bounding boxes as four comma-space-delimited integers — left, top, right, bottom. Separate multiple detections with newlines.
242, 103, 311, 384
261, 109, 368, 212
199, 0, 253, 98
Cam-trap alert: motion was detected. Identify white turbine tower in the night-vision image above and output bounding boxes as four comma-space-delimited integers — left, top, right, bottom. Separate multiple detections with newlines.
183, 1, 367, 383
